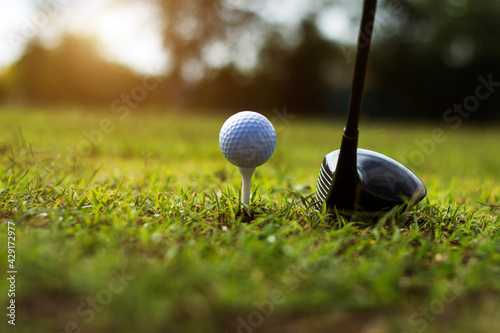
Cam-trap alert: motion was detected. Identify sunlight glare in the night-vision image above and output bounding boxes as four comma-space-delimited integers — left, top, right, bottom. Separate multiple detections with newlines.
65, 0, 169, 75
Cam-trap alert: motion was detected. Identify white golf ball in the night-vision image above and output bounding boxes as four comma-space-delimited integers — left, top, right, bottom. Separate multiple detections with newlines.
219, 111, 277, 168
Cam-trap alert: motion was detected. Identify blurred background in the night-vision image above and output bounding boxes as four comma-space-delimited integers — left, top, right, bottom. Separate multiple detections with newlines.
1, 0, 499, 120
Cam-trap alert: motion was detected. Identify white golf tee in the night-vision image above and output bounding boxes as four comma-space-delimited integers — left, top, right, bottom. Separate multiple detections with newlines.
238, 167, 256, 205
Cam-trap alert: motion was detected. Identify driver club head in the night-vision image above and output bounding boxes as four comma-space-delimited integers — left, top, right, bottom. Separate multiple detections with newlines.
316, 148, 427, 215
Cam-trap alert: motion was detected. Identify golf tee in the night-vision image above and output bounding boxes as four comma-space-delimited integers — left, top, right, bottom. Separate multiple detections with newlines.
238, 167, 256, 205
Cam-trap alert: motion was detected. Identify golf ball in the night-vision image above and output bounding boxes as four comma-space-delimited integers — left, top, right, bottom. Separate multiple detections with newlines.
219, 111, 276, 168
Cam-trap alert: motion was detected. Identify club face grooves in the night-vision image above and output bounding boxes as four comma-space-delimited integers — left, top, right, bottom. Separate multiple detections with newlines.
316, 160, 333, 201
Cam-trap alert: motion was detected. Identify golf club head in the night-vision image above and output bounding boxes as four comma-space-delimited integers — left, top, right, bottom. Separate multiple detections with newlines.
316, 148, 426, 214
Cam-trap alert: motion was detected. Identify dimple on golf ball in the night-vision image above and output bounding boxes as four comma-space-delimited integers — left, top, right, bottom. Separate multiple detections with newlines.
219, 111, 277, 168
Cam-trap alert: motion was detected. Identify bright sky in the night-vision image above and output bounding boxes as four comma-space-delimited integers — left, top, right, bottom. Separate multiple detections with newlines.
0, 0, 355, 75
1, 0, 169, 75
0, 1, 33, 69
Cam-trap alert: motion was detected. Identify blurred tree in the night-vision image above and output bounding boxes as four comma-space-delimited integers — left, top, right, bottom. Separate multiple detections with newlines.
256, 17, 349, 114
166, 15, 349, 114
9, 35, 143, 105
151, 0, 500, 119
153, 0, 267, 79
370, 0, 500, 120
150, 0, 348, 113
2, 0, 499, 120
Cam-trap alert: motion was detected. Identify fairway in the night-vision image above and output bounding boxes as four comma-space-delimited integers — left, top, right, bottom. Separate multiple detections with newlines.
1, 107, 500, 333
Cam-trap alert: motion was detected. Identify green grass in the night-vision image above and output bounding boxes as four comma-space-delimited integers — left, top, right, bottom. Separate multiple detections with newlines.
1, 106, 500, 333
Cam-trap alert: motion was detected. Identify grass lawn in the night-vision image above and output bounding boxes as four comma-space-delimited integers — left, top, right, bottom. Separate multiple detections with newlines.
1, 106, 500, 333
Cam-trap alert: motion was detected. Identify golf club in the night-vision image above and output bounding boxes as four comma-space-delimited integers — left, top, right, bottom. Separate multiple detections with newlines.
315, 0, 427, 215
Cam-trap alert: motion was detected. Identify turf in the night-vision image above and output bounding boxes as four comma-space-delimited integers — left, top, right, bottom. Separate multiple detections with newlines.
1, 107, 499, 333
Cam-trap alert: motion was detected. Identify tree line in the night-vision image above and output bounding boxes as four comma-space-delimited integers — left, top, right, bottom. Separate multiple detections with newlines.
0, 0, 498, 121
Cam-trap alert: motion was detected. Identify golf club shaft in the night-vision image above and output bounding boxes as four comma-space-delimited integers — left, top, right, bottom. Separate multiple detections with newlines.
344, 0, 378, 138
324, 0, 378, 210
